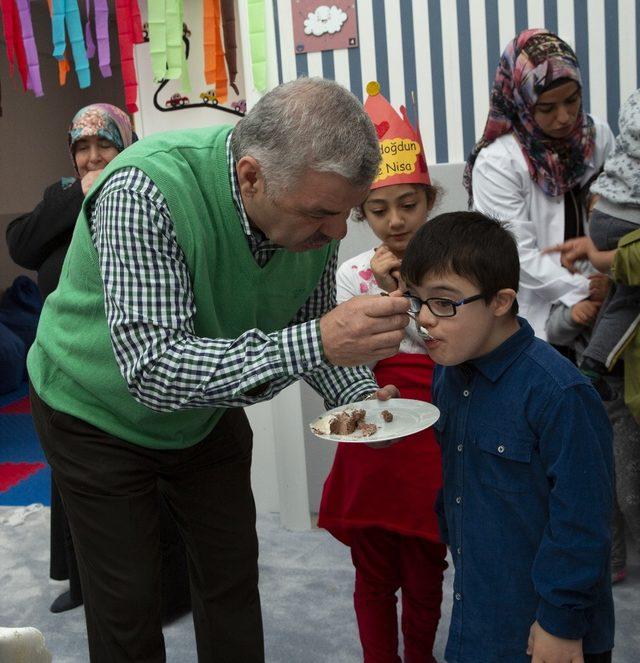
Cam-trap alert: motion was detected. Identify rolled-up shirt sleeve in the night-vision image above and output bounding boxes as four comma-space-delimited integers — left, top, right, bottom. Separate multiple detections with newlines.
532, 383, 613, 639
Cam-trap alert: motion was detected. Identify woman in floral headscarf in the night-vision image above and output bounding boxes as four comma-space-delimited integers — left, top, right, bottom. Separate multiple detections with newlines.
464, 29, 614, 342
7, 104, 189, 619
8, 104, 134, 300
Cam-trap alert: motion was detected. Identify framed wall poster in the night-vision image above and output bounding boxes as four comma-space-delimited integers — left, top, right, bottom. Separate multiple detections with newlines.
291, 2, 358, 54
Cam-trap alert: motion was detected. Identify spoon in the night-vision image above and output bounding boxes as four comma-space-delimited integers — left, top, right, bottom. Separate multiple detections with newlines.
379, 292, 435, 341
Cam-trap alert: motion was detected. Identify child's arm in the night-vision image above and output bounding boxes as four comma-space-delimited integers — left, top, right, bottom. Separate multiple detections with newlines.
532, 383, 613, 643
545, 302, 598, 348
544, 236, 616, 274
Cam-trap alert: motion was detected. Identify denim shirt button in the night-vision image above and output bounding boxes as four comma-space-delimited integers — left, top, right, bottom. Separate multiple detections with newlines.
456, 496, 462, 504
457, 444, 463, 452
463, 389, 470, 397
457, 547, 461, 555
497, 445, 505, 453
455, 593, 462, 601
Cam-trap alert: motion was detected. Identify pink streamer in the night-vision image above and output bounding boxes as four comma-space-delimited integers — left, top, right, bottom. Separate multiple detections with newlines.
83, 0, 111, 76
84, 0, 96, 58
16, 0, 43, 96
94, 0, 111, 77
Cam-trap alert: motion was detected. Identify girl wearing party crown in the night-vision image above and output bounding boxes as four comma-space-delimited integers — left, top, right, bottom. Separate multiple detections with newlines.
318, 82, 446, 663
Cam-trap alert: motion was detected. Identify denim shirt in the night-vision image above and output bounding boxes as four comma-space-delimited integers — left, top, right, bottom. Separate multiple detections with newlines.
432, 318, 614, 663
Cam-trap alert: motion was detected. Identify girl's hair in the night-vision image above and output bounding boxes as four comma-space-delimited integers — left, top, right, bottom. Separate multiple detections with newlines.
352, 183, 439, 222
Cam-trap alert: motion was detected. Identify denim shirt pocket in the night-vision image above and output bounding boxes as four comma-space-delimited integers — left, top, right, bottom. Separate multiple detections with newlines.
474, 428, 534, 493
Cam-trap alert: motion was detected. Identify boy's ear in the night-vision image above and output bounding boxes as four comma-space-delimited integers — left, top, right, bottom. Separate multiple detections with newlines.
492, 288, 517, 317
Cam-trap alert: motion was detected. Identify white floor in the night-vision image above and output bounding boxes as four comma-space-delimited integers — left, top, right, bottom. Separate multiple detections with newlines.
1, 506, 638, 662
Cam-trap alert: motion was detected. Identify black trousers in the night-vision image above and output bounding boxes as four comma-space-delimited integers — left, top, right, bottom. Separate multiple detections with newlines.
30, 387, 263, 663
584, 654, 612, 663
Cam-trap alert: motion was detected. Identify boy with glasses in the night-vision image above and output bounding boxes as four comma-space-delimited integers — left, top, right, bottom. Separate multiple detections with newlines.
401, 211, 614, 663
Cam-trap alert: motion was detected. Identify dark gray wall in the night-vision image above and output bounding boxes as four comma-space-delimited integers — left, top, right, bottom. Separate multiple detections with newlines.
0, 1, 126, 288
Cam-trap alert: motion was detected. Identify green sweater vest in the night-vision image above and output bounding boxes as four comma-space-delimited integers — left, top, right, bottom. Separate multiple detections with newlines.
28, 126, 335, 449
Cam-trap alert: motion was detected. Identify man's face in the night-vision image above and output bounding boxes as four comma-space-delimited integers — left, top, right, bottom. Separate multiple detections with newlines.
239, 163, 368, 252
409, 270, 505, 366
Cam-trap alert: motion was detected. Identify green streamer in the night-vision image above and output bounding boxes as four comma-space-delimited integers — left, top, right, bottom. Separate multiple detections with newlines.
147, 0, 167, 82
247, 0, 266, 91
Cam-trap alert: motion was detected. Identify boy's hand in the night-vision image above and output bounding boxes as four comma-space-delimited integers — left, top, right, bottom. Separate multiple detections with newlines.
543, 237, 594, 272
527, 621, 584, 663
371, 245, 403, 293
544, 237, 617, 274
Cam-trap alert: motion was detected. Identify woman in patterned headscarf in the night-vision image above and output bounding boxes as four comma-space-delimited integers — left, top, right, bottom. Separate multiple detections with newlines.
8, 104, 134, 299
464, 28, 614, 342
7, 104, 189, 618
68, 103, 134, 192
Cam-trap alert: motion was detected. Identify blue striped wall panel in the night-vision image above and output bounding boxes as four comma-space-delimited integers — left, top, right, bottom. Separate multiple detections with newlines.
274, 0, 639, 163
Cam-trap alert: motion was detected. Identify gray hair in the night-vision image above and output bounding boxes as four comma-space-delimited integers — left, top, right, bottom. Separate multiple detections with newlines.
230, 78, 380, 195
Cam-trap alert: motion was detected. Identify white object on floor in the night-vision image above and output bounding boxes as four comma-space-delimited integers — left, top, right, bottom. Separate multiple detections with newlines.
0, 627, 52, 663
0, 504, 44, 527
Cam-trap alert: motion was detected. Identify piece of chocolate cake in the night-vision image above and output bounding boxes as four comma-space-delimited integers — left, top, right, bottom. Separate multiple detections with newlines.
355, 421, 378, 436
329, 409, 366, 435
329, 410, 378, 436
380, 410, 393, 422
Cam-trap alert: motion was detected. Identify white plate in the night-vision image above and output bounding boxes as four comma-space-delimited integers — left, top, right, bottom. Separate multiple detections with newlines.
309, 398, 440, 443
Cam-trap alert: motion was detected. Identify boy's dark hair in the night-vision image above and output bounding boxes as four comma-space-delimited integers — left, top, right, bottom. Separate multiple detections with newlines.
401, 211, 520, 315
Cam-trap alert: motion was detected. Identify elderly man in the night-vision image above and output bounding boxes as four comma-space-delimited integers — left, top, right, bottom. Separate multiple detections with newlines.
27, 78, 409, 663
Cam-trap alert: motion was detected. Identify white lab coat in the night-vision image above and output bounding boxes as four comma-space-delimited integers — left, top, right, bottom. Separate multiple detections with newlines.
472, 116, 615, 340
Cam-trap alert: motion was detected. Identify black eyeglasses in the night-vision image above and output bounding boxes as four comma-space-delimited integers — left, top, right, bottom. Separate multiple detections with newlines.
403, 292, 485, 318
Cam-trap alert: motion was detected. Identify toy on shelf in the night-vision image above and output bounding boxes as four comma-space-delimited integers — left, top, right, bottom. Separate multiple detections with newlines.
153, 23, 244, 117
165, 93, 190, 108
231, 99, 246, 113
199, 90, 218, 105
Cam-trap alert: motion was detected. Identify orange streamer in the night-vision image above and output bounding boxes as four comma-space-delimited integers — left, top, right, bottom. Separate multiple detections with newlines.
203, 0, 227, 103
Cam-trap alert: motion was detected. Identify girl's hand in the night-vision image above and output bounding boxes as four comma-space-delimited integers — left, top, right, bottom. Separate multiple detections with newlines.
371, 245, 402, 293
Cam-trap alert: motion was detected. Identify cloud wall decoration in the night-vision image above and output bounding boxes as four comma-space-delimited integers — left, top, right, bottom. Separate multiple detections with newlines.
304, 5, 348, 37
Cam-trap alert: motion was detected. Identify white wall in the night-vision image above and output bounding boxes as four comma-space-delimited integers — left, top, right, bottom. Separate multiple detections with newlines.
272, 0, 639, 162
